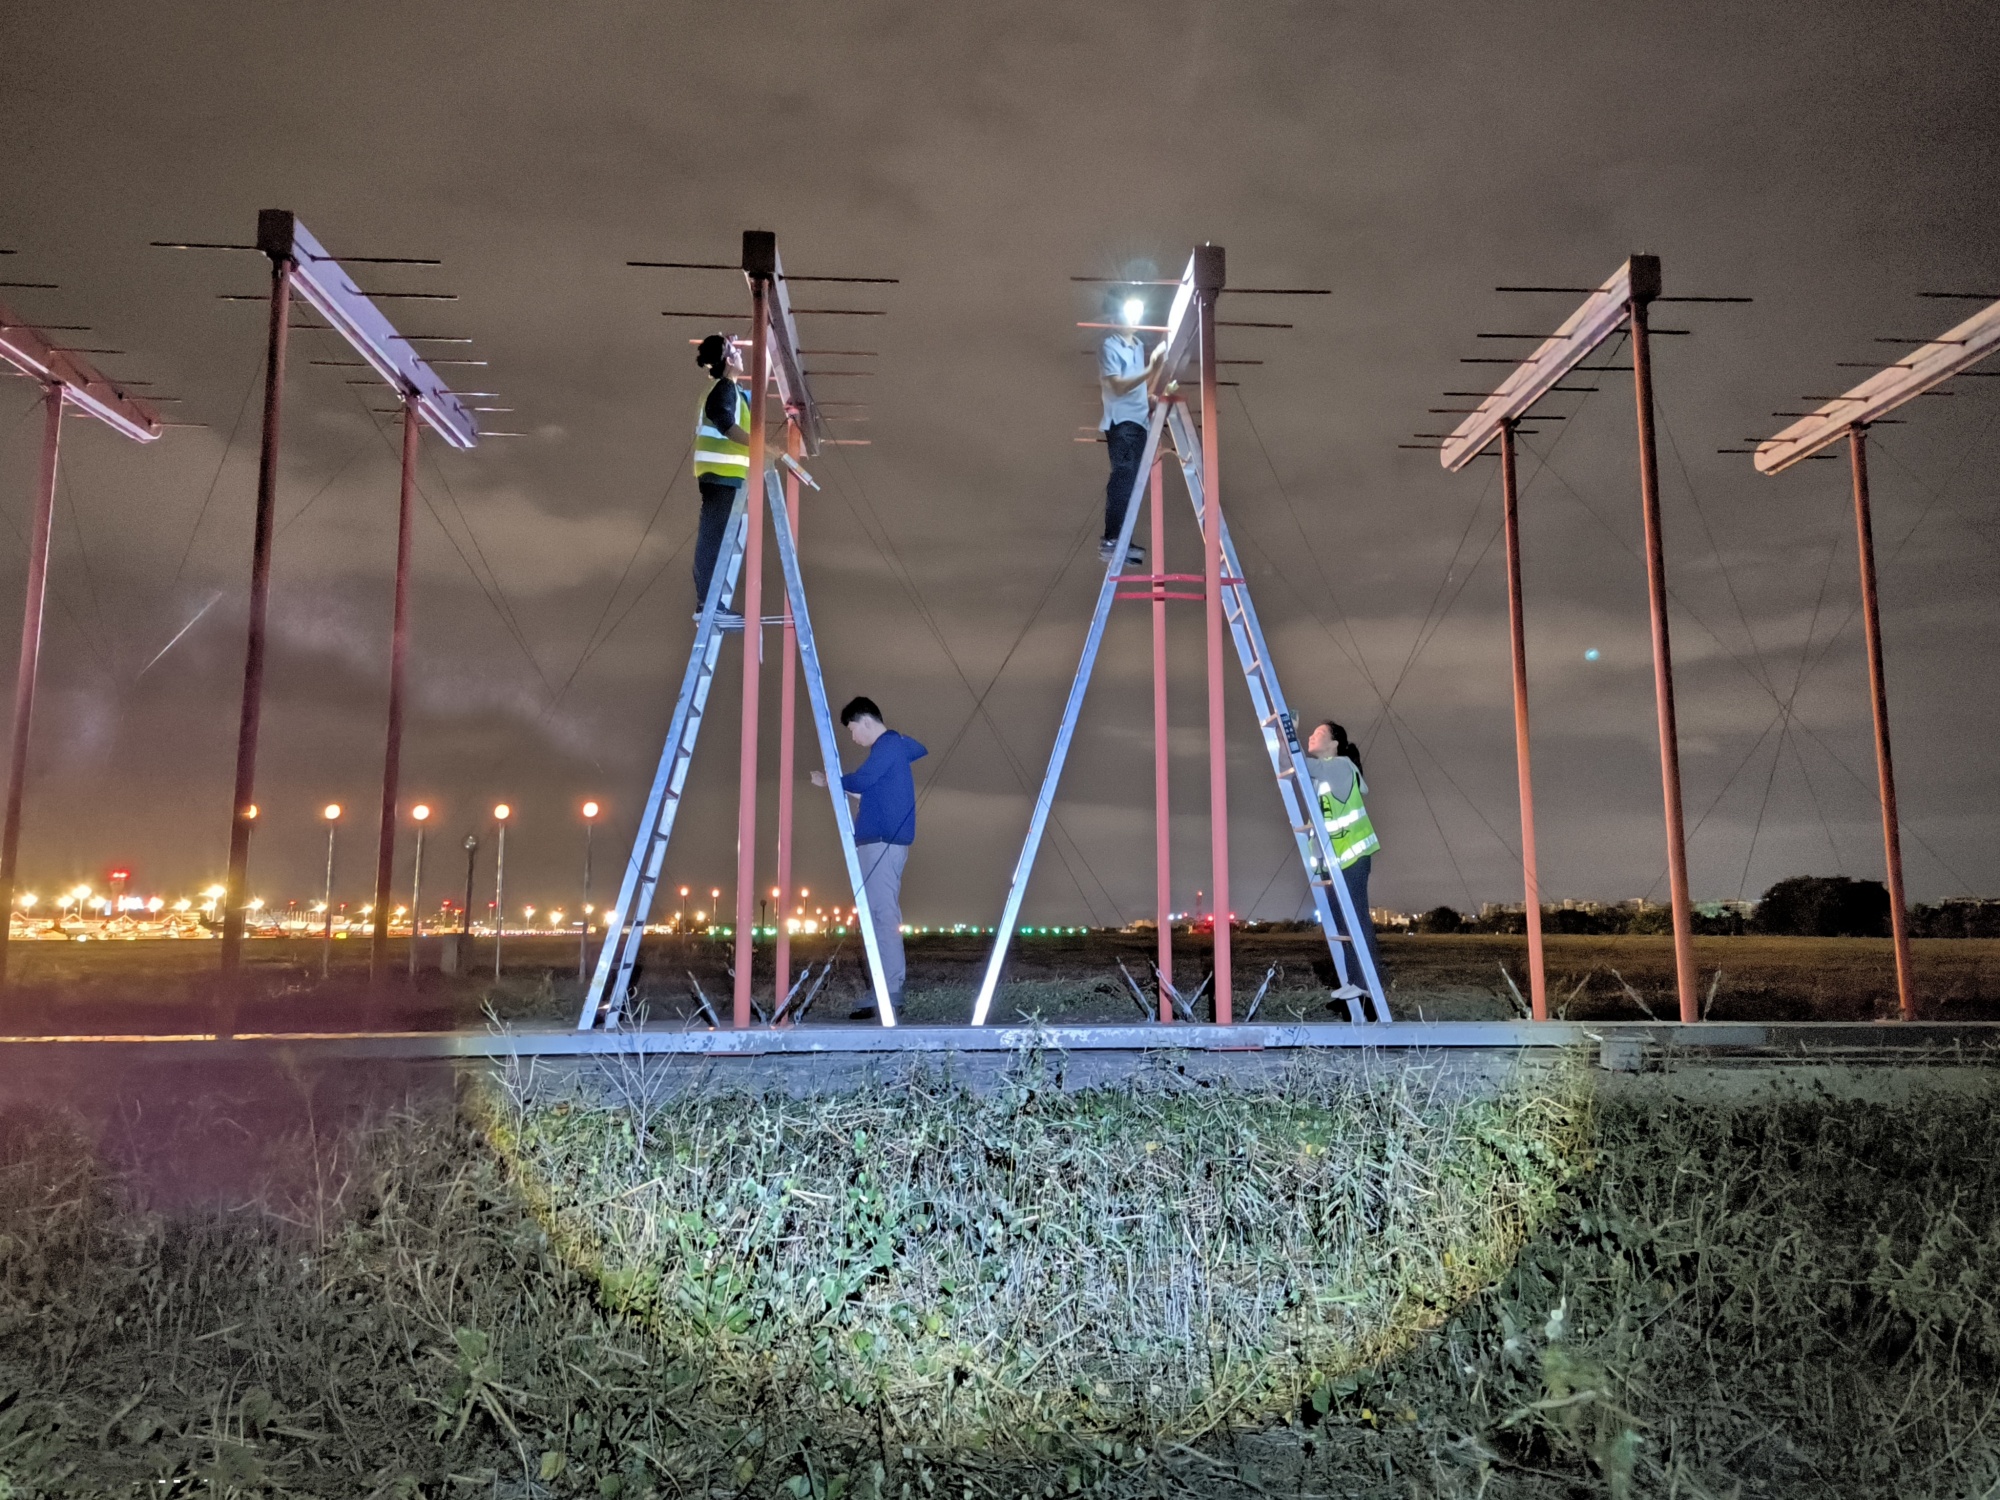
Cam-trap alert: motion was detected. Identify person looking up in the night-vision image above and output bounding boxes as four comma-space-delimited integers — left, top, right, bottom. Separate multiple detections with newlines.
1098, 294, 1164, 567
811, 696, 927, 1020
691, 332, 752, 630
1304, 720, 1384, 998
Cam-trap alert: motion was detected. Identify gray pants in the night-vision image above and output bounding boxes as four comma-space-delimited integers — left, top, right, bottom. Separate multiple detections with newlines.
857, 841, 909, 997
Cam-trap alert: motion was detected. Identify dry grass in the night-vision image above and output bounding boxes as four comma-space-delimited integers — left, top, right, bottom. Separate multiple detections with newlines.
480, 1052, 1591, 1450
2, 1058, 2000, 1496
6, 930, 1999, 1033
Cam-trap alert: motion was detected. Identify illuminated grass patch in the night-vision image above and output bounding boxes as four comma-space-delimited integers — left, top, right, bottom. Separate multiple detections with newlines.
479, 1053, 1591, 1445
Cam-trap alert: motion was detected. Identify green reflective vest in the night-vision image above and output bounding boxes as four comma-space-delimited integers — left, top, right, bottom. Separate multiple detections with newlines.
693, 379, 752, 480
1315, 762, 1380, 870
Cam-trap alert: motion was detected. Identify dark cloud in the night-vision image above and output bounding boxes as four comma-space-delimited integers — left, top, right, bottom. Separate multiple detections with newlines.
2, 0, 1997, 923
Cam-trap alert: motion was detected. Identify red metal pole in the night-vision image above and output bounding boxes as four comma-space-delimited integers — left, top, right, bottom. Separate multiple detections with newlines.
1196, 251, 1232, 1025
220, 253, 294, 980
1629, 294, 1698, 1023
371, 392, 420, 981
731, 273, 771, 1030
1847, 426, 1916, 1020
1150, 454, 1173, 1021
772, 420, 803, 1023
0, 387, 64, 986
1499, 422, 1548, 1020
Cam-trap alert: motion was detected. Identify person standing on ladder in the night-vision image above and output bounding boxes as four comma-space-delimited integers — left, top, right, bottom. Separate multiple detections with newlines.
1305, 720, 1384, 999
692, 332, 752, 629
1098, 295, 1164, 566
811, 696, 927, 1020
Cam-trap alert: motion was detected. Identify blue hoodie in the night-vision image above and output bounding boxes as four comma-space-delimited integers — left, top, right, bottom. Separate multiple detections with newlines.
841, 730, 928, 846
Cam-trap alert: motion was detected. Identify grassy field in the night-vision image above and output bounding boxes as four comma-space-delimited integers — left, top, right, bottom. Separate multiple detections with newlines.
4, 929, 1999, 1034
3, 1055, 1999, 1496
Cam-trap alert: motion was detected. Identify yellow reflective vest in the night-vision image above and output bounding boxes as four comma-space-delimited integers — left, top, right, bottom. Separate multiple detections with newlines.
1314, 760, 1380, 870
693, 379, 752, 480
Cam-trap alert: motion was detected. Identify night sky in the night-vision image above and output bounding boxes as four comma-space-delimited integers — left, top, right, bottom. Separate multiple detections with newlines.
2, 1, 1997, 925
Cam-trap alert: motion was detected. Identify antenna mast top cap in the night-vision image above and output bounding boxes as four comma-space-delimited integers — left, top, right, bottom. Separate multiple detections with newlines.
1628, 254, 1662, 304
256, 209, 297, 263
742, 230, 778, 279
1194, 243, 1226, 295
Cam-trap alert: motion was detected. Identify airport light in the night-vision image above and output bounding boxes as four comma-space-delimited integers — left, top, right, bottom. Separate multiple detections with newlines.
492, 804, 510, 977
408, 803, 431, 975
578, 801, 599, 980
319, 806, 340, 978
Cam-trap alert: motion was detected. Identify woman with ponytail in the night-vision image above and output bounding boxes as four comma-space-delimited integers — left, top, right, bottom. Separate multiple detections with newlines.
1305, 720, 1384, 990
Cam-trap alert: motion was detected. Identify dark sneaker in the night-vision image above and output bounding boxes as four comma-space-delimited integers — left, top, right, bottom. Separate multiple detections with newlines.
1099, 540, 1145, 567
695, 610, 746, 631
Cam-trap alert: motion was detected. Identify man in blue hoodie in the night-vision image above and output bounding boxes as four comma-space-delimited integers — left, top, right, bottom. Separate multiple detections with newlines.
811, 696, 927, 1019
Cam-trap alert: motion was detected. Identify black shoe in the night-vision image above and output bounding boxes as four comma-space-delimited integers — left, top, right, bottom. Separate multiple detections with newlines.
695, 609, 746, 631
1099, 539, 1145, 567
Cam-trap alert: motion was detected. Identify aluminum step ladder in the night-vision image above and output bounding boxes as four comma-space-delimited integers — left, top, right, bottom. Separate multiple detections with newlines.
577, 468, 896, 1029
1163, 399, 1389, 1023
969, 399, 1389, 1025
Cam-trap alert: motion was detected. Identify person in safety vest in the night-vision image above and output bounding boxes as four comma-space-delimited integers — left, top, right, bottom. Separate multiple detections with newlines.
1304, 720, 1384, 991
811, 696, 927, 1021
692, 332, 753, 629
1097, 294, 1165, 567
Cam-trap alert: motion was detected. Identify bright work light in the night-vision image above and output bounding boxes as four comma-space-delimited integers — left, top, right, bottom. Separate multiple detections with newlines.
1122, 297, 1145, 326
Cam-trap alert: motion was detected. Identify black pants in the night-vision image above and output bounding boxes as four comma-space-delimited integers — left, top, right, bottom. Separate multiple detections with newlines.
693, 478, 740, 606
1103, 420, 1148, 543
